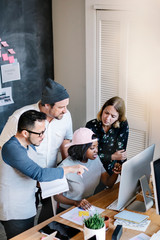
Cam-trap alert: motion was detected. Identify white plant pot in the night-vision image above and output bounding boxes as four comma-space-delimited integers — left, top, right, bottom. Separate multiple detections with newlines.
83, 224, 106, 240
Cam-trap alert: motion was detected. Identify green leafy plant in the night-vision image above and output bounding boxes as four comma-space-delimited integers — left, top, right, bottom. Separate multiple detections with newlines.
84, 213, 104, 230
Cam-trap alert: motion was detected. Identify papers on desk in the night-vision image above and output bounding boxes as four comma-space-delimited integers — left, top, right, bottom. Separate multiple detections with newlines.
40, 176, 69, 199
60, 206, 104, 226
114, 218, 151, 232
114, 210, 150, 232
41, 231, 59, 240
150, 230, 160, 240
129, 233, 150, 240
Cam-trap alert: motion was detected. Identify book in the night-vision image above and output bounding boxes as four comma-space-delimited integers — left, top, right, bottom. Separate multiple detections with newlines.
114, 218, 151, 232
114, 210, 149, 224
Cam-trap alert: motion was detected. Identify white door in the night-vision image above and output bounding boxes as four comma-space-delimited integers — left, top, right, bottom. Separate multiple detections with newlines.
96, 10, 150, 159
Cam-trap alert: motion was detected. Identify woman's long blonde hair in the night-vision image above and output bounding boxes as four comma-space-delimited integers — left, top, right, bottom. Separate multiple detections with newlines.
97, 96, 127, 128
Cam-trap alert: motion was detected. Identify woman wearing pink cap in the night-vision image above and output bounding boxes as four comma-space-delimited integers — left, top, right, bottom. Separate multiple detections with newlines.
54, 127, 121, 212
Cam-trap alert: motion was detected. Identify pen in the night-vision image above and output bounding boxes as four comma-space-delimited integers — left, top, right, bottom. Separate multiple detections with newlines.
78, 206, 84, 210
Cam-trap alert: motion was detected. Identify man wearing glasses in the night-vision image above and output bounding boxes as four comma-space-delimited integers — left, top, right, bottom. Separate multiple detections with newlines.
0, 78, 72, 222
0, 78, 72, 166
0, 110, 87, 239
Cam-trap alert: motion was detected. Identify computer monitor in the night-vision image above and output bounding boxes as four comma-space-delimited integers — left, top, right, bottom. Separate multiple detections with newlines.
117, 144, 155, 212
151, 158, 160, 215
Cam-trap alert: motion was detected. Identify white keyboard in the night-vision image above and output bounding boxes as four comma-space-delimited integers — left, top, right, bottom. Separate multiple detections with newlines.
106, 199, 119, 211
150, 231, 160, 240
106, 199, 124, 211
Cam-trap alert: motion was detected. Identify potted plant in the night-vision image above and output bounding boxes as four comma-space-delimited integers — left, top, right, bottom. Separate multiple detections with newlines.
83, 213, 106, 240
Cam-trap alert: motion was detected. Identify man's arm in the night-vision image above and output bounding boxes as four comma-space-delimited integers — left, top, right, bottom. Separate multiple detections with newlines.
60, 110, 73, 160
0, 115, 18, 149
60, 139, 71, 160
2, 142, 88, 182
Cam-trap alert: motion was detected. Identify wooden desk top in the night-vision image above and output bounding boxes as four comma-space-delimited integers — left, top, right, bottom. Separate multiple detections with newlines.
11, 183, 160, 240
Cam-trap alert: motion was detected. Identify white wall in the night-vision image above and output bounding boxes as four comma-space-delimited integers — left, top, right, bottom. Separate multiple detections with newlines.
52, 0, 86, 131
52, 0, 160, 159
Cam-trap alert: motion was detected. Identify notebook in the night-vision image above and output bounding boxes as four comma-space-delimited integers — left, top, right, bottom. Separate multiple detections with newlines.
114, 210, 149, 224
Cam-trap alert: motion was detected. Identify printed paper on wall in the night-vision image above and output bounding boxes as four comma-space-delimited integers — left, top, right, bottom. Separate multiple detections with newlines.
0, 87, 14, 106
1, 62, 21, 83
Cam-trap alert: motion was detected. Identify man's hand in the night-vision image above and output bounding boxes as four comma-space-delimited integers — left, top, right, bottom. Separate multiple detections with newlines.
63, 164, 88, 176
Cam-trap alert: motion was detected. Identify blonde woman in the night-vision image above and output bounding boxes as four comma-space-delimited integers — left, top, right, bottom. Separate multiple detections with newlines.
86, 96, 129, 179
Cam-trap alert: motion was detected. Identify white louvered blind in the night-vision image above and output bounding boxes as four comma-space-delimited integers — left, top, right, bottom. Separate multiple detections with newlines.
126, 80, 149, 159
96, 10, 149, 159
100, 20, 120, 107
96, 12, 121, 112
127, 129, 147, 159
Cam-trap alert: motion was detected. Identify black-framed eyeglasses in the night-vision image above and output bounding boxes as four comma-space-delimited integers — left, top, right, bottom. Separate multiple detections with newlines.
21, 129, 46, 137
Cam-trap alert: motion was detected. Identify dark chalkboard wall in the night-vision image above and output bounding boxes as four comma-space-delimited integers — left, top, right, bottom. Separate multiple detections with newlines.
0, 0, 53, 132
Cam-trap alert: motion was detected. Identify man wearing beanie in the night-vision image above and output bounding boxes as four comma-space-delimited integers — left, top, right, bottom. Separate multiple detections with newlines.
0, 78, 73, 222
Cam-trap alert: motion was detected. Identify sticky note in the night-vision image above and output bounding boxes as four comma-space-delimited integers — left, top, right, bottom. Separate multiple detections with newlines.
8, 56, 15, 63
1, 41, 9, 47
8, 49, 16, 54
2, 53, 9, 61
78, 211, 89, 217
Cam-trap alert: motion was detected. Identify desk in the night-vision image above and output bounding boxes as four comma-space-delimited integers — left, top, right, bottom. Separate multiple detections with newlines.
11, 183, 160, 240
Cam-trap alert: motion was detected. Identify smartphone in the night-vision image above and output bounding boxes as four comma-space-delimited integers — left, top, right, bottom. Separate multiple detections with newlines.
39, 221, 80, 240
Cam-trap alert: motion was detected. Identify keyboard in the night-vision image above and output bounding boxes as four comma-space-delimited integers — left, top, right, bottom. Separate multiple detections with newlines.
106, 199, 124, 211
106, 199, 119, 211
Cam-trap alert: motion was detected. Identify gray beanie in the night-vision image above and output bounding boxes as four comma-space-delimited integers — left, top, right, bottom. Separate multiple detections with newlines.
41, 78, 69, 104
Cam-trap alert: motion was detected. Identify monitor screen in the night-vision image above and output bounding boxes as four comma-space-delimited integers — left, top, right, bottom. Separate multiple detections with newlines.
117, 144, 155, 211
151, 158, 160, 215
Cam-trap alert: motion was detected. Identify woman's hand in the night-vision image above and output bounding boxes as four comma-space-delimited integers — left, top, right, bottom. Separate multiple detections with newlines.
113, 163, 122, 174
111, 149, 127, 161
76, 199, 91, 210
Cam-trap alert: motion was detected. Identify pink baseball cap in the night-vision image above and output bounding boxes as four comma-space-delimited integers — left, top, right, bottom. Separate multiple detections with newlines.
65, 127, 98, 147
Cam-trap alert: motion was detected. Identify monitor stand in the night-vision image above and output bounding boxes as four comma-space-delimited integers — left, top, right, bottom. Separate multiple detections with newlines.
126, 175, 154, 212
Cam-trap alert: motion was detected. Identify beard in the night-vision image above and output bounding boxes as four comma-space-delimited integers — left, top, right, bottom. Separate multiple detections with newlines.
54, 114, 64, 120
27, 136, 40, 147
